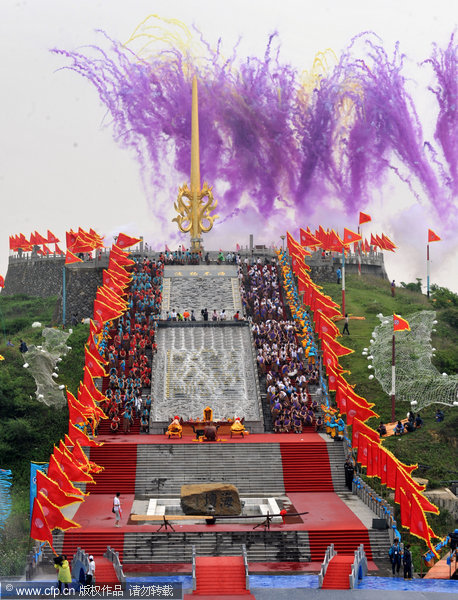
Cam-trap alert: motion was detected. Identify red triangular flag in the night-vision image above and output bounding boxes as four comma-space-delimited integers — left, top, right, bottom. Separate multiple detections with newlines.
393, 313, 410, 332
359, 212, 371, 225
116, 233, 141, 249
343, 228, 362, 246
65, 250, 83, 265
30, 498, 55, 550
428, 229, 441, 243
35, 470, 83, 507
37, 492, 81, 531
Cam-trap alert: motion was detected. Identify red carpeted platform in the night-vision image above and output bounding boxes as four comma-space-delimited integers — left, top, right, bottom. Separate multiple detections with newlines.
190, 556, 254, 597
321, 555, 353, 589
280, 442, 334, 492
86, 443, 137, 494
94, 432, 326, 444
309, 531, 373, 561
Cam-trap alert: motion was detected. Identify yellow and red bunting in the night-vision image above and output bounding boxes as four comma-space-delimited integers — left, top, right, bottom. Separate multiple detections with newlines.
300, 227, 322, 248
47, 454, 86, 496
68, 422, 103, 448
35, 469, 83, 508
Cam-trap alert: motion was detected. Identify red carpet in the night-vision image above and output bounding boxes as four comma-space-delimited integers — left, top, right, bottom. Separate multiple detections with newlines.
86, 443, 137, 494
321, 555, 353, 589
309, 530, 373, 561
280, 442, 334, 492
62, 531, 125, 562
69, 494, 135, 530
92, 556, 119, 584
191, 556, 253, 597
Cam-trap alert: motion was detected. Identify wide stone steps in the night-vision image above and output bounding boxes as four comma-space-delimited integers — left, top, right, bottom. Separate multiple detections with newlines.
324, 442, 347, 492
123, 531, 310, 563
135, 444, 285, 498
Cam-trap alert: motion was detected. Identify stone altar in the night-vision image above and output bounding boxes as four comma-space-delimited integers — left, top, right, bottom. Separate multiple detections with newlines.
180, 483, 241, 516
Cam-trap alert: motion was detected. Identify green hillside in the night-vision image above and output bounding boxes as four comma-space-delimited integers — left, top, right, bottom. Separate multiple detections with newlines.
318, 275, 458, 486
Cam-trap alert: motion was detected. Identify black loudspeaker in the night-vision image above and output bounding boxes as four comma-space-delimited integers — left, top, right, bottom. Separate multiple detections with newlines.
372, 518, 388, 530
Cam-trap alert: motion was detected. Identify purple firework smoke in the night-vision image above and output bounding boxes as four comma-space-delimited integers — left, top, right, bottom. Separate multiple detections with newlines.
51, 28, 456, 230
423, 34, 458, 195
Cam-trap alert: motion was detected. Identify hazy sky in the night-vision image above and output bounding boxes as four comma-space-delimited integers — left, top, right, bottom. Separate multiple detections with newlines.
1, 0, 457, 291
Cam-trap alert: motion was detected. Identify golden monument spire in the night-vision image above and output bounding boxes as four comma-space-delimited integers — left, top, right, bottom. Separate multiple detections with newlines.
173, 75, 218, 252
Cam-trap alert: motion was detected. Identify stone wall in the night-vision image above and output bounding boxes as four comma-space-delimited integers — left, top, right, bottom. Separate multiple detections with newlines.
3, 257, 105, 324
3, 256, 65, 297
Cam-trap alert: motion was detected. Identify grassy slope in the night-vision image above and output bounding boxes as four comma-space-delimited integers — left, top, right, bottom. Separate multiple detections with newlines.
318, 275, 458, 486
0, 295, 87, 575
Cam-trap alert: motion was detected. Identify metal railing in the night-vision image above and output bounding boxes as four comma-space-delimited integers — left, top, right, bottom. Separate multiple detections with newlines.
25, 541, 46, 581
191, 545, 196, 591
318, 543, 336, 588
104, 546, 126, 586
349, 544, 367, 589
242, 544, 250, 590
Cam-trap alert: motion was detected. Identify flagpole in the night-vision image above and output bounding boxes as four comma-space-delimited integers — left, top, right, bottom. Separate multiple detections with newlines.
341, 247, 346, 316
62, 266, 66, 327
426, 243, 430, 298
358, 225, 361, 276
391, 332, 396, 422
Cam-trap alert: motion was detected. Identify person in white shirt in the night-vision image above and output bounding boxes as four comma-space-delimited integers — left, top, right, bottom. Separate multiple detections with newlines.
113, 493, 121, 527
86, 556, 95, 585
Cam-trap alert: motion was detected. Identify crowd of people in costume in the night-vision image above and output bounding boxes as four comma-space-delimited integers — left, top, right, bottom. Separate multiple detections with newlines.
239, 261, 321, 432
101, 256, 163, 433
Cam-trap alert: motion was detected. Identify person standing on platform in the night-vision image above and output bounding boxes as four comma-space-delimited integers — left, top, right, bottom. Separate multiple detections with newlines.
389, 538, 402, 576
402, 544, 412, 579
113, 492, 122, 527
86, 556, 96, 585
344, 458, 354, 491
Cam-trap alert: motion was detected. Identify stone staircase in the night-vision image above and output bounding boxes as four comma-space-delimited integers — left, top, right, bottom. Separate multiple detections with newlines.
135, 443, 285, 498
161, 265, 242, 318
150, 324, 261, 424
123, 530, 311, 564
325, 440, 347, 492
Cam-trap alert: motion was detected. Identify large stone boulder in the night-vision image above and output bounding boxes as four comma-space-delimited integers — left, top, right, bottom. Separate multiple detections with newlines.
180, 483, 241, 516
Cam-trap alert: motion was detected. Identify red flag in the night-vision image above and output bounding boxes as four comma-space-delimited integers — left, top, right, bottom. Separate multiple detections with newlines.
30, 498, 55, 549
116, 233, 141, 249
110, 245, 135, 267
34, 231, 48, 245
399, 487, 412, 529
366, 439, 380, 477
68, 422, 103, 448
35, 470, 83, 507
382, 234, 396, 251
47, 454, 85, 496
66, 230, 78, 250
359, 212, 371, 225
393, 313, 410, 332
352, 417, 380, 447
322, 332, 354, 357
328, 229, 345, 252
410, 493, 439, 555
65, 250, 83, 265
37, 492, 80, 531
345, 395, 379, 426
55, 244, 64, 256
343, 228, 362, 246
103, 270, 128, 295
67, 391, 89, 427
0, 275, 4, 288
82, 370, 106, 403
85, 347, 108, 378
51, 447, 95, 484
93, 299, 123, 324
370, 233, 379, 248
300, 228, 322, 248
47, 230, 60, 244
428, 229, 441, 243
357, 433, 369, 467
